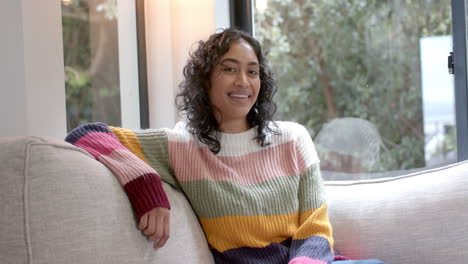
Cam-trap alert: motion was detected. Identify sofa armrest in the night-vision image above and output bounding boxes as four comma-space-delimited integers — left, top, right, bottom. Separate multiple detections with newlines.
0, 136, 214, 264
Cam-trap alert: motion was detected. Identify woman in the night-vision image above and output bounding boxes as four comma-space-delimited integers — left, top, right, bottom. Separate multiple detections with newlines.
66, 28, 382, 264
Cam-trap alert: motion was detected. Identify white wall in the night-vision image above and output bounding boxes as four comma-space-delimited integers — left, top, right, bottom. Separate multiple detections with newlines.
0, 1, 27, 136
118, 0, 141, 129
215, 0, 231, 30
0, 0, 66, 139
145, 0, 216, 128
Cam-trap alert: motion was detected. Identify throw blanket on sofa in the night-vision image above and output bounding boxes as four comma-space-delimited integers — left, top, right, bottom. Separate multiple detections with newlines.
66, 121, 339, 264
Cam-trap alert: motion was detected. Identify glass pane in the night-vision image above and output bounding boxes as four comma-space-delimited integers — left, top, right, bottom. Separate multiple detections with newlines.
62, 0, 121, 131
254, 0, 456, 180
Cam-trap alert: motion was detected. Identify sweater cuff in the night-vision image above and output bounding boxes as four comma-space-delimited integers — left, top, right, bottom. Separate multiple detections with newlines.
123, 172, 171, 220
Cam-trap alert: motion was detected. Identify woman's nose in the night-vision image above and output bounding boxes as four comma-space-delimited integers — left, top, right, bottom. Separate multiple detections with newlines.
235, 72, 249, 87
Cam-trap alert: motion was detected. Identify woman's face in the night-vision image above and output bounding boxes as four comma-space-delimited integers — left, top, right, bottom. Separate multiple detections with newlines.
208, 39, 261, 127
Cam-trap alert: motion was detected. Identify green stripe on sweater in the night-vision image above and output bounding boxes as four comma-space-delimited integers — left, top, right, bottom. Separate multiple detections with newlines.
298, 164, 326, 214
133, 129, 180, 190
181, 164, 324, 218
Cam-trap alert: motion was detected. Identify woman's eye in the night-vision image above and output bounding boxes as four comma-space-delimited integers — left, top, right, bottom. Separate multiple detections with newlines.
249, 70, 259, 76
223, 67, 236, 72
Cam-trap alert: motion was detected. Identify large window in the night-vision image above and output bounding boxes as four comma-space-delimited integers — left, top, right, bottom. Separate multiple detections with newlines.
249, 0, 461, 179
61, 0, 145, 131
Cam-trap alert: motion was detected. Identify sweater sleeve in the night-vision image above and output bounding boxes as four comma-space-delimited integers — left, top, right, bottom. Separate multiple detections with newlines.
288, 126, 335, 264
65, 122, 170, 220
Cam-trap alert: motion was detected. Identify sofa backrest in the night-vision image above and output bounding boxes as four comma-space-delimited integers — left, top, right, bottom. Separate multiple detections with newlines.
326, 160, 468, 264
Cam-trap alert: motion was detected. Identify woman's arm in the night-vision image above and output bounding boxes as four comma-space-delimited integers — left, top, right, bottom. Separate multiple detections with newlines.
65, 122, 171, 247
289, 164, 335, 264
287, 125, 335, 264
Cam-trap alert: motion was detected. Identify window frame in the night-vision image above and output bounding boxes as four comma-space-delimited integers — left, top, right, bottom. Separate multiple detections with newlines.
235, 0, 468, 162
136, 0, 150, 129
229, 0, 254, 36
452, 0, 468, 161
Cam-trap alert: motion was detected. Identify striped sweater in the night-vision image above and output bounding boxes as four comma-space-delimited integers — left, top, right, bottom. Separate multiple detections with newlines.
65, 121, 336, 264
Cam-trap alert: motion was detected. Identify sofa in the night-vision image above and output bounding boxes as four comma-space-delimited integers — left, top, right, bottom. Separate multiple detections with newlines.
1, 136, 467, 264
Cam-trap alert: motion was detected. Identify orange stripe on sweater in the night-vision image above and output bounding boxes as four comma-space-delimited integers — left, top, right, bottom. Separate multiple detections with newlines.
109, 126, 149, 164
296, 205, 334, 248
200, 205, 333, 253
199, 212, 299, 252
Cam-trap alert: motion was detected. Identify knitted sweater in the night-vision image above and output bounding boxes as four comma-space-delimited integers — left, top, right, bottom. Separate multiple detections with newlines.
65, 121, 335, 264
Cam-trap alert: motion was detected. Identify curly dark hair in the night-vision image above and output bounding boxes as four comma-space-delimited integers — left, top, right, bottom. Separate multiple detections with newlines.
175, 28, 278, 154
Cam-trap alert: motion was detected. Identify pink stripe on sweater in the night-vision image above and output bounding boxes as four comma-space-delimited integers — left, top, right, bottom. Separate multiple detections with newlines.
98, 149, 157, 185
74, 131, 127, 158
169, 140, 308, 185
289, 256, 326, 264
334, 255, 351, 260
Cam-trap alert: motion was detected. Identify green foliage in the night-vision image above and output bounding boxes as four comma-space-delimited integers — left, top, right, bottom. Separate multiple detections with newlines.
432, 125, 456, 158
62, 0, 121, 131
64, 66, 92, 131
255, 0, 452, 171
62, 1, 92, 131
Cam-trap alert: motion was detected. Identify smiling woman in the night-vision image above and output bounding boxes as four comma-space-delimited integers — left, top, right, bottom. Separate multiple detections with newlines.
66, 28, 384, 264
176, 28, 278, 154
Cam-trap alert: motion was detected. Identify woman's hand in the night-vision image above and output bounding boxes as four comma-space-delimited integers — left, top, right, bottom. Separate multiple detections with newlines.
138, 207, 171, 248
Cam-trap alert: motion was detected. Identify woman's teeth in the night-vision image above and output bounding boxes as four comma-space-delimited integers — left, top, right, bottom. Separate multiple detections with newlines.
229, 93, 249, 98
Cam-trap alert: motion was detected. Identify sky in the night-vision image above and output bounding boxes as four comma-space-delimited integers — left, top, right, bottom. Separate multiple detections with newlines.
420, 35, 455, 125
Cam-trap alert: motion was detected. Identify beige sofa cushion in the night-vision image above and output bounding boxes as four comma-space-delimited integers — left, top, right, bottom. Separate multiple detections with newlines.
0, 136, 214, 264
326, 160, 468, 264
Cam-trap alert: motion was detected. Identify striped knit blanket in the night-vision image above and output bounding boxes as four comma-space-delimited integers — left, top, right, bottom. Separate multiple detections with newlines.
65, 121, 337, 264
